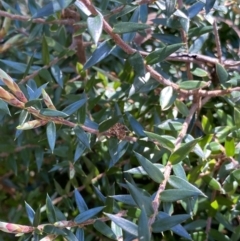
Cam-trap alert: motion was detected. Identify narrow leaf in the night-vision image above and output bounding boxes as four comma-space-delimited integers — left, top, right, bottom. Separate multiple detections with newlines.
152, 214, 190, 232
126, 180, 153, 216
104, 213, 138, 237
25, 202, 35, 225
134, 152, 164, 183
113, 22, 150, 34
74, 189, 88, 213
87, 13, 103, 45
169, 139, 199, 164
74, 206, 104, 223
46, 122, 56, 153
40, 108, 68, 118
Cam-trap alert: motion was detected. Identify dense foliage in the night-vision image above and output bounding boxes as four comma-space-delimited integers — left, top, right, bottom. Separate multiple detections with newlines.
0, 0, 240, 240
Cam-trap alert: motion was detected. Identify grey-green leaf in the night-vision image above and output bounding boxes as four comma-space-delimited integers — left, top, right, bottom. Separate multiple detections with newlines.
134, 151, 164, 183
87, 13, 103, 45
104, 213, 138, 237
113, 22, 150, 34
40, 108, 68, 118
46, 122, 56, 153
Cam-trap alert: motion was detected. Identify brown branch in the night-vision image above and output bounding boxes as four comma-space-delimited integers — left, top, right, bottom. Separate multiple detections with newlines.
213, 20, 222, 64
0, 10, 75, 25
19, 56, 65, 84
148, 162, 172, 226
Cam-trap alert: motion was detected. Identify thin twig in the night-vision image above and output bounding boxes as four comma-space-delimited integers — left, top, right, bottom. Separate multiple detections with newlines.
19, 56, 65, 84
0, 10, 75, 25
213, 20, 222, 64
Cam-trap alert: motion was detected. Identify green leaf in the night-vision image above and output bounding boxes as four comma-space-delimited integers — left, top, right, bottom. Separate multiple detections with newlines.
234, 107, 240, 128
0, 99, 11, 116
93, 220, 117, 240
202, 176, 222, 191
113, 22, 150, 34
33, 206, 41, 227
111, 195, 136, 206
179, 81, 207, 90
126, 180, 153, 216
74, 125, 91, 149
42, 35, 50, 65
25, 201, 35, 225
174, 100, 189, 116
225, 136, 235, 157
84, 40, 115, 69
74, 189, 88, 213
104, 213, 138, 237
152, 214, 190, 233
128, 52, 145, 77
46, 122, 56, 153
216, 63, 228, 85
169, 139, 199, 164
87, 14, 103, 45
191, 68, 208, 77
134, 152, 164, 183
40, 108, 69, 118
138, 207, 151, 241
144, 132, 175, 151
74, 206, 104, 223
168, 176, 206, 197
146, 43, 184, 65
109, 139, 128, 167
126, 112, 146, 136
160, 86, 177, 110
51, 65, 63, 88
46, 194, 56, 223
43, 225, 66, 235
74, 141, 86, 162
63, 228, 79, 241
62, 97, 87, 116
161, 189, 200, 202
158, 212, 192, 240
125, 164, 164, 176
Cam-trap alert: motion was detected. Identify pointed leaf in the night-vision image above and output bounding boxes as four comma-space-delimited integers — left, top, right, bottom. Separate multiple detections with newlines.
74, 125, 91, 149
84, 40, 115, 69
87, 13, 103, 45
161, 189, 200, 202
216, 63, 228, 85
168, 176, 206, 197
158, 212, 192, 240
74, 206, 104, 223
125, 164, 164, 175
134, 152, 164, 183
46, 194, 56, 223
25, 202, 35, 225
152, 214, 190, 232
42, 35, 50, 65
40, 108, 68, 118
46, 122, 56, 153
169, 139, 199, 164
113, 22, 150, 34
93, 220, 117, 240
144, 132, 175, 151
138, 207, 151, 241
146, 43, 184, 65
126, 180, 153, 216
104, 213, 138, 237
74, 189, 88, 213
160, 86, 177, 110
179, 81, 207, 90
62, 98, 87, 116
126, 112, 145, 136
51, 65, 63, 88
0, 99, 11, 116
